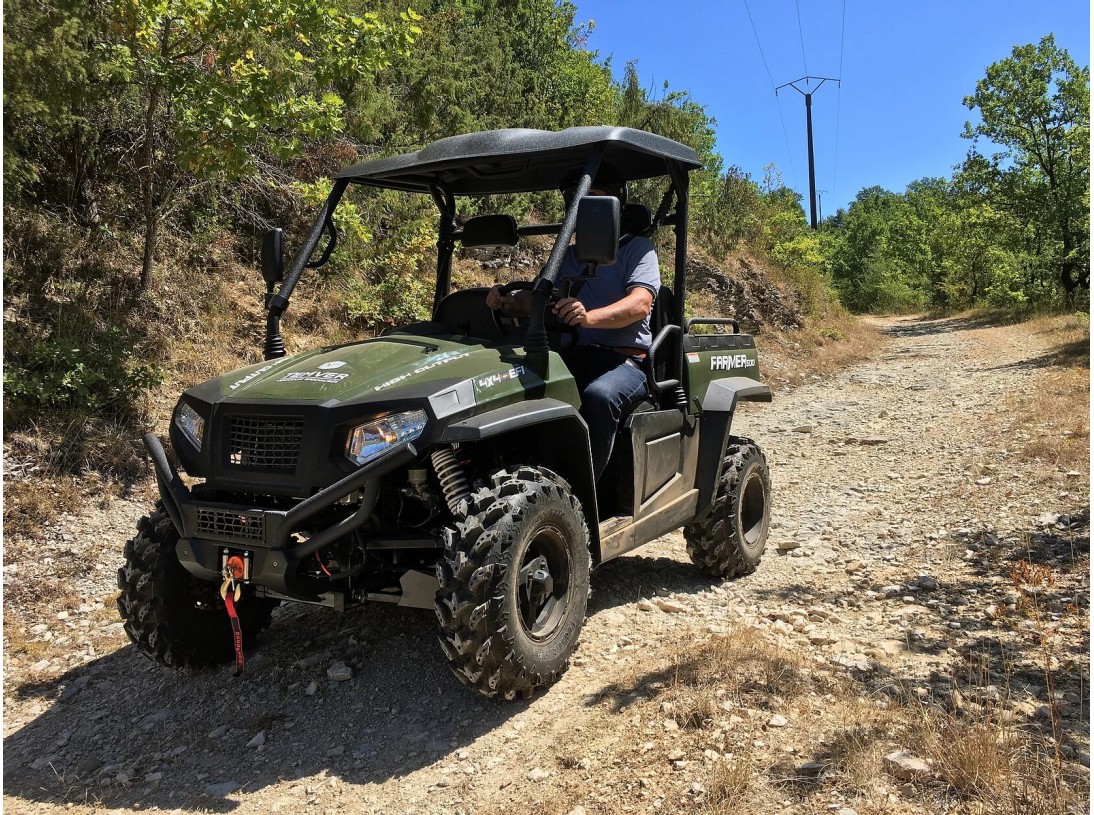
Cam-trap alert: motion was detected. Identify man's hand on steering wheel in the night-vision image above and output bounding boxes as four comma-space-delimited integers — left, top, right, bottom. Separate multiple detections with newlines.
488, 279, 581, 346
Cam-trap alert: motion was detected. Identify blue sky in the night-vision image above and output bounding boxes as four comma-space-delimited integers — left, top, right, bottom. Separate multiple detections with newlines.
574, 0, 1090, 217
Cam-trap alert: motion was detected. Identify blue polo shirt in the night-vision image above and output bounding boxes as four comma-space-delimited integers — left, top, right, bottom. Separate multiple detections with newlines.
558, 236, 660, 350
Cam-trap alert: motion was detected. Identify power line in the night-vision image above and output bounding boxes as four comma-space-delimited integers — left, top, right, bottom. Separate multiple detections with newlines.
794, 0, 809, 77
743, 0, 798, 184
832, 0, 846, 214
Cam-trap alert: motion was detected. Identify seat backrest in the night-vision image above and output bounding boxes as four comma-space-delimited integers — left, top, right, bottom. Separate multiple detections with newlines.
460, 214, 518, 248
620, 203, 653, 237
434, 287, 503, 341
650, 285, 678, 398
652, 285, 675, 335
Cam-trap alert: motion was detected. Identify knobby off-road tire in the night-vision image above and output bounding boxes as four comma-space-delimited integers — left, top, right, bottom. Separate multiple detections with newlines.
435, 466, 591, 700
684, 436, 771, 579
117, 503, 277, 668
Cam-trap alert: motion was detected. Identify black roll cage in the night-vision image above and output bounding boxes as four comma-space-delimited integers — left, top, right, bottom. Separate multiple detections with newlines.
263, 139, 695, 363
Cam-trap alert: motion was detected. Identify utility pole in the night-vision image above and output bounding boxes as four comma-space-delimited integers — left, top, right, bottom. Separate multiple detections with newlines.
816, 189, 827, 223
776, 76, 839, 230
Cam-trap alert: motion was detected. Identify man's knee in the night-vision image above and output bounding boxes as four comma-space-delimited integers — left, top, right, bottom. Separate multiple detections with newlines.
581, 379, 623, 415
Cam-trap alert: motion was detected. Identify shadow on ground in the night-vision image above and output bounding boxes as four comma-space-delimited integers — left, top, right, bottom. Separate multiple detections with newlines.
882, 314, 1016, 339
2, 548, 714, 811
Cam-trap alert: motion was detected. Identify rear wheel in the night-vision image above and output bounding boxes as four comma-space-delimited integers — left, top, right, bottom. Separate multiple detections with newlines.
117, 503, 277, 668
435, 466, 591, 700
684, 437, 771, 579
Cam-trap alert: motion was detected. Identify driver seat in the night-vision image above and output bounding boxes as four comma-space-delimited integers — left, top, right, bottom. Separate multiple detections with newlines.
430, 214, 522, 341
434, 287, 502, 341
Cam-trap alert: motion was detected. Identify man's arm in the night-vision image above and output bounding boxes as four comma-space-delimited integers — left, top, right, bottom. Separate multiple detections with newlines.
486, 285, 533, 316
552, 286, 653, 329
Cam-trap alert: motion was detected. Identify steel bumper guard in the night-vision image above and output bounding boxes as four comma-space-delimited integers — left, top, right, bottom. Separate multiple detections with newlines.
142, 433, 417, 593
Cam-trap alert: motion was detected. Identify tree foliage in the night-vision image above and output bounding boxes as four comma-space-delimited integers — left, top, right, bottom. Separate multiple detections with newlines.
961, 35, 1089, 302
823, 36, 1089, 314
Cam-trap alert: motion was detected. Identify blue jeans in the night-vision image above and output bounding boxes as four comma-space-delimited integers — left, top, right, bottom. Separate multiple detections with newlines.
563, 347, 649, 481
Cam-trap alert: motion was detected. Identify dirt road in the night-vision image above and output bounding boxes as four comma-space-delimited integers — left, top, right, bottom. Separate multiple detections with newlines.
3, 315, 1088, 814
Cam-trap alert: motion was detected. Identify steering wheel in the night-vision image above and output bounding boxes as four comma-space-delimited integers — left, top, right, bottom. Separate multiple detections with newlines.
490, 280, 581, 348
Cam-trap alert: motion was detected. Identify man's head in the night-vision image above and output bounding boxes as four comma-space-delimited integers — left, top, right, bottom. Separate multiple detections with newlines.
560, 164, 628, 209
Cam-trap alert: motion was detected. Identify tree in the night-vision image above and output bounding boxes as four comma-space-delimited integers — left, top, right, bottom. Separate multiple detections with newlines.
962, 35, 1090, 303
109, 0, 418, 290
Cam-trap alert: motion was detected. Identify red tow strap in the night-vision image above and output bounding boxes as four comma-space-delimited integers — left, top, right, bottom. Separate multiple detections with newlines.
223, 590, 245, 677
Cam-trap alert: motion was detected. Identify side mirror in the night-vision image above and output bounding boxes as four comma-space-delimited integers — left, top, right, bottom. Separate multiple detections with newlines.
261, 228, 284, 285
574, 196, 620, 267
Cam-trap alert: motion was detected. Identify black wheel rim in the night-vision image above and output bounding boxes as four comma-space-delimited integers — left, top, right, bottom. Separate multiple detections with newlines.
738, 470, 768, 548
517, 523, 572, 642
189, 578, 225, 614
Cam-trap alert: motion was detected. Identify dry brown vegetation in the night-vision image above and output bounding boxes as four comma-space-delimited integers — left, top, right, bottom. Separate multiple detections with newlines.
526, 625, 1086, 815
999, 313, 1089, 475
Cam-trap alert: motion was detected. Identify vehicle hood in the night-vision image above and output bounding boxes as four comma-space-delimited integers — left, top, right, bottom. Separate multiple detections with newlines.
212, 336, 497, 402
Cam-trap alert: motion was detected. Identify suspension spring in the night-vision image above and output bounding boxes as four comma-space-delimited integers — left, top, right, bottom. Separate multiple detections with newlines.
430, 446, 471, 516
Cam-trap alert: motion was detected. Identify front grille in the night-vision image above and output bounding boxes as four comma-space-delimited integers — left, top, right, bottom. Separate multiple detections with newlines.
227, 415, 304, 472
197, 508, 265, 541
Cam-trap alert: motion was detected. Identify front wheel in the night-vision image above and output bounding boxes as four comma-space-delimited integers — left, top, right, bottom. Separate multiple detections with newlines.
435, 466, 591, 700
684, 437, 771, 579
116, 503, 277, 668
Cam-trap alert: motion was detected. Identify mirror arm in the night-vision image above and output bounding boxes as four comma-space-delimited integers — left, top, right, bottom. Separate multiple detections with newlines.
305, 218, 338, 269
264, 178, 349, 359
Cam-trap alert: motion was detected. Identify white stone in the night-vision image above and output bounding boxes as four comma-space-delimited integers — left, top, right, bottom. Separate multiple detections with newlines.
327, 661, 352, 681
654, 598, 687, 614
883, 750, 932, 781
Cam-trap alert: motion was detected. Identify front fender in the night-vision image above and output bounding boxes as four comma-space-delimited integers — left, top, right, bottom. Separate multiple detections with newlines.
694, 378, 772, 520
439, 398, 601, 561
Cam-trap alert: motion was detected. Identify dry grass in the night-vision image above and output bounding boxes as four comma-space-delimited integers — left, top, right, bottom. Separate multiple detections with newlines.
997, 314, 1090, 474
913, 707, 1082, 815
666, 627, 810, 705
3, 610, 54, 661
819, 701, 904, 791
3, 476, 81, 537
759, 314, 879, 389
1009, 368, 1089, 471
1026, 313, 1091, 368
704, 757, 752, 814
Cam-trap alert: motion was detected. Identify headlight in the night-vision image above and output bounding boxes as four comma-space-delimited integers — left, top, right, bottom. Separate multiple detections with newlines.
345, 410, 427, 466
173, 402, 205, 450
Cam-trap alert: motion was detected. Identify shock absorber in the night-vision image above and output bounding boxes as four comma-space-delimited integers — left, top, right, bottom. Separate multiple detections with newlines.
430, 446, 471, 516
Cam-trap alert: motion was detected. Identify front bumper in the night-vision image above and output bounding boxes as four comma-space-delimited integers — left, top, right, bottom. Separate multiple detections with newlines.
144, 432, 417, 596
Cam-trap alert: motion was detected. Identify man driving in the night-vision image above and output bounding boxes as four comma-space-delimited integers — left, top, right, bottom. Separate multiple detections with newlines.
486, 167, 660, 481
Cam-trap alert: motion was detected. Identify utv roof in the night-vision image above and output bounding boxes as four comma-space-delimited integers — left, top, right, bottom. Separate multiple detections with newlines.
334, 126, 702, 195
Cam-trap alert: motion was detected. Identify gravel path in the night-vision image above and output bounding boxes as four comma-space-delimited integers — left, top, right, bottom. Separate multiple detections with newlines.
3, 315, 1088, 814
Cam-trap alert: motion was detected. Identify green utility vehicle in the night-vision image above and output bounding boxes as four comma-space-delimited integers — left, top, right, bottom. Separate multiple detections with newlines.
118, 127, 772, 699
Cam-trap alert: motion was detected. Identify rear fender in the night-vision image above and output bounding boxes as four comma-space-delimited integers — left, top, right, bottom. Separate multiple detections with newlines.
694, 378, 772, 521
439, 399, 600, 559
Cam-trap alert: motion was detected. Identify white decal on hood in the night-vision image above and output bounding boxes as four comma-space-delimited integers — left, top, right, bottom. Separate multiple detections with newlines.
318, 360, 347, 370
228, 358, 290, 390
477, 366, 526, 389
373, 351, 472, 391
277, 371, 351, 384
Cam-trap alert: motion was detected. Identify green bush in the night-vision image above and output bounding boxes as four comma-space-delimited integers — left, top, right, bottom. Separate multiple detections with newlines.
4, 326, 163, 425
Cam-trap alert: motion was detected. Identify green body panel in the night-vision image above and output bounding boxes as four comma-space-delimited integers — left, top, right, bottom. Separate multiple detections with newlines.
684, 343, 761, 412
214, 333, 581, 414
